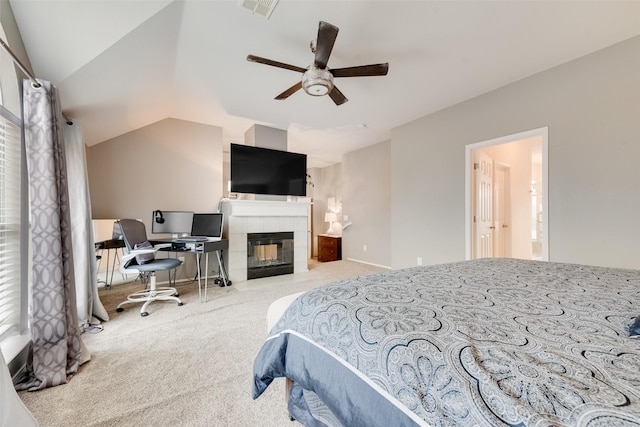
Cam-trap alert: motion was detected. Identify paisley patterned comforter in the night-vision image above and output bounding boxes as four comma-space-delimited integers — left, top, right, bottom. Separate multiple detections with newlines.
252, 258, 640, 426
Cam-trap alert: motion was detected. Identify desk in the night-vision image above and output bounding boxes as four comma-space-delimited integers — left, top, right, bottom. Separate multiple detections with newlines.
152, 239, 230, 303
95, 238, 126, 289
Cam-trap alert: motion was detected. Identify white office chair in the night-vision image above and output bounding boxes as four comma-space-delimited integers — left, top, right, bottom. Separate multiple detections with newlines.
115, 219, 183, 317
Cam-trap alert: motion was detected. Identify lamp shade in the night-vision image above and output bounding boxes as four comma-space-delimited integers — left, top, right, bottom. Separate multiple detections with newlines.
324, 212, 338, 223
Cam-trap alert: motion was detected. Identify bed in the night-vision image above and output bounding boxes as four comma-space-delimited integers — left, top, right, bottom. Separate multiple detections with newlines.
252, 258, 640, 426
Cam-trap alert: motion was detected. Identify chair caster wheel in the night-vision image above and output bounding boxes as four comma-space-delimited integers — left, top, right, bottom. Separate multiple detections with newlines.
116, 307, 124, 312
178, 302, 184, 306
227, 281, 232, 286
141, 312, 149, 317
214, 278, 222, 285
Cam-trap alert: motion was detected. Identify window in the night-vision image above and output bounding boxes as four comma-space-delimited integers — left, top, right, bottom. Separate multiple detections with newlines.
0, 105, 22, 342
0, 22, 27, 358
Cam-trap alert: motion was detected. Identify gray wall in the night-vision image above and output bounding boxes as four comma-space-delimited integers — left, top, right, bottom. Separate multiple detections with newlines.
391, 35, 640, 270
342, 140, 391, 268
245, 124, 287, 150
87, 117, 224, 232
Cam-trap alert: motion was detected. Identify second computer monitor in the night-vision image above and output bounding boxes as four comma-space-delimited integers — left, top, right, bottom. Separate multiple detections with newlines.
191, 213, 224, 239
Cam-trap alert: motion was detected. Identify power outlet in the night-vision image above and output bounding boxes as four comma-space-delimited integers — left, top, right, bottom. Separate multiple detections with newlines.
363, 244, 367, 252
417, 257, 423, 266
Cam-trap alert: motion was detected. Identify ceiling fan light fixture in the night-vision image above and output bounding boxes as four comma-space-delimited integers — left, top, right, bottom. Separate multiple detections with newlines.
247, 21, 388, 105
302, 67, 334, 96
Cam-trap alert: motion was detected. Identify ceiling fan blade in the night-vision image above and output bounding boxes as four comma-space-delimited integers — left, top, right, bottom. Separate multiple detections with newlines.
314, 21, 339, 69
331, 63, 389, 78
247, 55, 307, 73
328, 85, 348, 106
275, 81, 303, 100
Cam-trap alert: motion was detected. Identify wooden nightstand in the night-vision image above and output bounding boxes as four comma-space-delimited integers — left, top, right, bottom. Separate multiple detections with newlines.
317, 234, 342, 262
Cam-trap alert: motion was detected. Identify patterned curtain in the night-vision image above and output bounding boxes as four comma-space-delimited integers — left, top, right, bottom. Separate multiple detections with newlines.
63, 120, 109, 330
17, 79, 84, 390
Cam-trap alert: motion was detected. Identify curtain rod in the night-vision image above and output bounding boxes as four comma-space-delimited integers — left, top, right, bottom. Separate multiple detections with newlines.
0, 36, 41, 88
0, 36, 74, 124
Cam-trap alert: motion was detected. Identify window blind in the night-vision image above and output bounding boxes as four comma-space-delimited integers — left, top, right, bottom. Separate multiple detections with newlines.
0, 110, 21, 340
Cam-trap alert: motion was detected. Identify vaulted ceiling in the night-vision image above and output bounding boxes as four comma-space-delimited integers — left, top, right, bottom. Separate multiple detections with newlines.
9, 0, 640, 167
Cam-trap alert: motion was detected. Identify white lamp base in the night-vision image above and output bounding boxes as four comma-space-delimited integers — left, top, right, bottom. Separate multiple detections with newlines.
326, 222, 335, 235
326, 222, 342, 236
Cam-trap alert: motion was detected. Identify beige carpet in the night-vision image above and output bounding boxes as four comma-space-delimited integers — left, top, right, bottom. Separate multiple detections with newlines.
19, 260, 386, 427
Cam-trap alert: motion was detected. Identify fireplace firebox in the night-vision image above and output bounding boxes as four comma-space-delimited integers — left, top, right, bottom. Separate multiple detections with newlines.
247, 232, 294, 279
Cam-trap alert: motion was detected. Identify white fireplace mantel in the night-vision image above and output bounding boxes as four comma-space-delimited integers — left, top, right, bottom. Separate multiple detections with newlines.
221, 199, 311, 217
221, 199, 310, 282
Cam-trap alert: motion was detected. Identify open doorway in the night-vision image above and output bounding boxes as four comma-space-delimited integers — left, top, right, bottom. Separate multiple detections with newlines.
465, 127, 548, 261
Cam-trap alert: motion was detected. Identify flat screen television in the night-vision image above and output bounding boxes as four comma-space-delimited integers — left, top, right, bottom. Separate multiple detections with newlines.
230, 144, 307, 197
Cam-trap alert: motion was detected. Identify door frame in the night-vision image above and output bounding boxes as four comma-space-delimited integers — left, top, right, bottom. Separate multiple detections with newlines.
465, 127, 549, 261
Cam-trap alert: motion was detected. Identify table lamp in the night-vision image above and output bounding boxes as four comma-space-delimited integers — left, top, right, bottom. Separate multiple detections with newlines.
324, 212, 338, 235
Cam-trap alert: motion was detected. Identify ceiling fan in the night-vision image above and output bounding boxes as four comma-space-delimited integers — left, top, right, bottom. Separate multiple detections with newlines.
247, 21, 389, 106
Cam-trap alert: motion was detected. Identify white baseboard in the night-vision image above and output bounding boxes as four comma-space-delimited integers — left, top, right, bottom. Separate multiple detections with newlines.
345, 258, 391, 270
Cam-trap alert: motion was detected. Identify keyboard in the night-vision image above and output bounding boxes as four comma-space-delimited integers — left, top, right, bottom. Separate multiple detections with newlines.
175, 236, 209, 243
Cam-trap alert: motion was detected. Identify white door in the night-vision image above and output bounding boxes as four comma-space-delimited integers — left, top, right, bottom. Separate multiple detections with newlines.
473, 151, 494, 258
494, 164, 511, 257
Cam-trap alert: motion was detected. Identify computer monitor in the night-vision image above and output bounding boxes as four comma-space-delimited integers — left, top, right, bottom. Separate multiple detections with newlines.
191, 213, 224, 239
112, 220, 124, 240
151, 210, 194, 238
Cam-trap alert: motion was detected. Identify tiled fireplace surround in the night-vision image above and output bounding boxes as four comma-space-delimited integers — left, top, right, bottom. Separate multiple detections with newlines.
221, 199, 310, 282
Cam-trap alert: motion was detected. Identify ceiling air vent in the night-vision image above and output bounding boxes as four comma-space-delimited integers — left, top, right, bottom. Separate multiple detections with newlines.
238, 0, 279, 19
